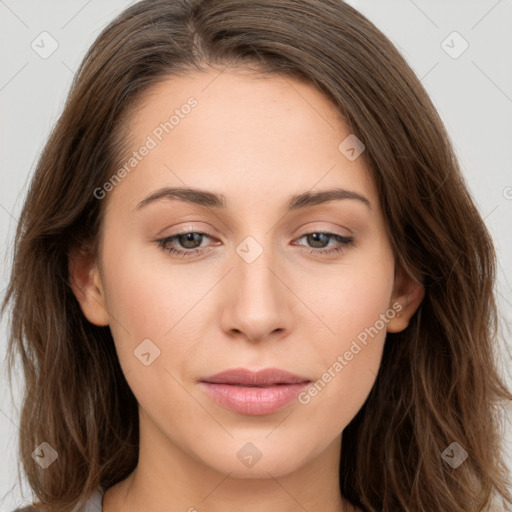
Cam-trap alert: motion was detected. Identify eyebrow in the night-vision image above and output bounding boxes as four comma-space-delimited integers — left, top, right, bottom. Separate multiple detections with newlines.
135, 186, 371, 211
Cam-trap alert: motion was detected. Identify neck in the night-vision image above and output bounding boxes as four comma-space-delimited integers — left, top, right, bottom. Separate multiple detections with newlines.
102, 409, 356, 512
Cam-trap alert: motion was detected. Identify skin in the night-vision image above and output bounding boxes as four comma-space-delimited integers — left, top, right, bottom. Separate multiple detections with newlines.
70, 66, 424, 512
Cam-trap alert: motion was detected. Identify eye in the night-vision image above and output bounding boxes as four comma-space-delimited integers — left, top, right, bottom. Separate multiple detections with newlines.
156, 231, 214, 258
155, 230, 354, 258
293, 232, 354, 255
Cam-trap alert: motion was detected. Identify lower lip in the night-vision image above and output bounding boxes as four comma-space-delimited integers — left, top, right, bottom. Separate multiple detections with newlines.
198, 382, 309, 415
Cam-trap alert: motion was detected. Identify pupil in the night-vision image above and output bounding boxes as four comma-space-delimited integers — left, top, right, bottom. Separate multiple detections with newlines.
180, 233, 201, 249
309, 233, 327, 248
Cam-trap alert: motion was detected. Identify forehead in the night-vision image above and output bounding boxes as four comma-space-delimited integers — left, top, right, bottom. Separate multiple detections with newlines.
127, 68, 345, 144
107, 67, 378, 215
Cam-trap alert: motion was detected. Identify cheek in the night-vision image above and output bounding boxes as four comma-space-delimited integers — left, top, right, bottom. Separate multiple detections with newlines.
296, 245, 394, 430
101, 227, 209, 328
296, 236, 394, 351
99, 244, 200, 412
99, 235, 194, 370
296, 294, 390, 439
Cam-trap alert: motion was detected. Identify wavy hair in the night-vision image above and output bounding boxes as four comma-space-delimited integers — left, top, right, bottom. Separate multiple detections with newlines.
3, 0, 511, 510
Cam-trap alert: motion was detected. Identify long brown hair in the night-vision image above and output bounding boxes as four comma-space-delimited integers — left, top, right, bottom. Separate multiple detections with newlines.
3, 1, 511, 511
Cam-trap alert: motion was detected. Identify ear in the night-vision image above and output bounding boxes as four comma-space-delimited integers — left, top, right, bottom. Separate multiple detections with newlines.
68, 246, 110, 326
386, 265, 424, 333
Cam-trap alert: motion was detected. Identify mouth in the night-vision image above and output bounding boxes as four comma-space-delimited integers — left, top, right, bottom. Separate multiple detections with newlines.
198, 368, 311, 415
199, 367, 311, 387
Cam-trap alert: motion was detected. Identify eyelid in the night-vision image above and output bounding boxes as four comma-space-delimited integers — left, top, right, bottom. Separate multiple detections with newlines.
159, 224, 351, 243
294, 221, 353, 237
156, 223, 217, 239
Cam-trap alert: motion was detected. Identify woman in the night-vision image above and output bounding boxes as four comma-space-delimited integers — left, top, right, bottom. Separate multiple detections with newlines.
3, 0, 511, 511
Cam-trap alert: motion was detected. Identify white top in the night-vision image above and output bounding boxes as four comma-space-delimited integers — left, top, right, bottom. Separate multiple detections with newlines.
81, 487, 104, 512
13, 487, 104, 512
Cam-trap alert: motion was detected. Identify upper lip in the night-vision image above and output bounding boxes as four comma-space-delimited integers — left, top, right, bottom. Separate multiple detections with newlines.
200, 368, 311, 387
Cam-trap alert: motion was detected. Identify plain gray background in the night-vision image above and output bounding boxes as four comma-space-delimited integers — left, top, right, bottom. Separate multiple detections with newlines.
1, 0, 511, 509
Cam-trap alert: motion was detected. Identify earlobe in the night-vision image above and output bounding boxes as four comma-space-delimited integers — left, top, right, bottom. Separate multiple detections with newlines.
68, 247, 110, 327
386, 267, 425, 333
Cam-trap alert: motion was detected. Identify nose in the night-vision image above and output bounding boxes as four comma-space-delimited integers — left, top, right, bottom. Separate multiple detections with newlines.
218, 238, 295, 344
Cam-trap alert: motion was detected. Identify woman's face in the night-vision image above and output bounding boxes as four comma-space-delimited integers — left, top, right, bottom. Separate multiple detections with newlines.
73, 67, 419, 479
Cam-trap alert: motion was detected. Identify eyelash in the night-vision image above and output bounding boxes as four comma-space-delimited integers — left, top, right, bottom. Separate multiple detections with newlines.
155, 230, 354, 258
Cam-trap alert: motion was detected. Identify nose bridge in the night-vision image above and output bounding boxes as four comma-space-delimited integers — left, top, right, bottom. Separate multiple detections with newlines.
220, 233, 291, 341
235, 234, 282, 304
